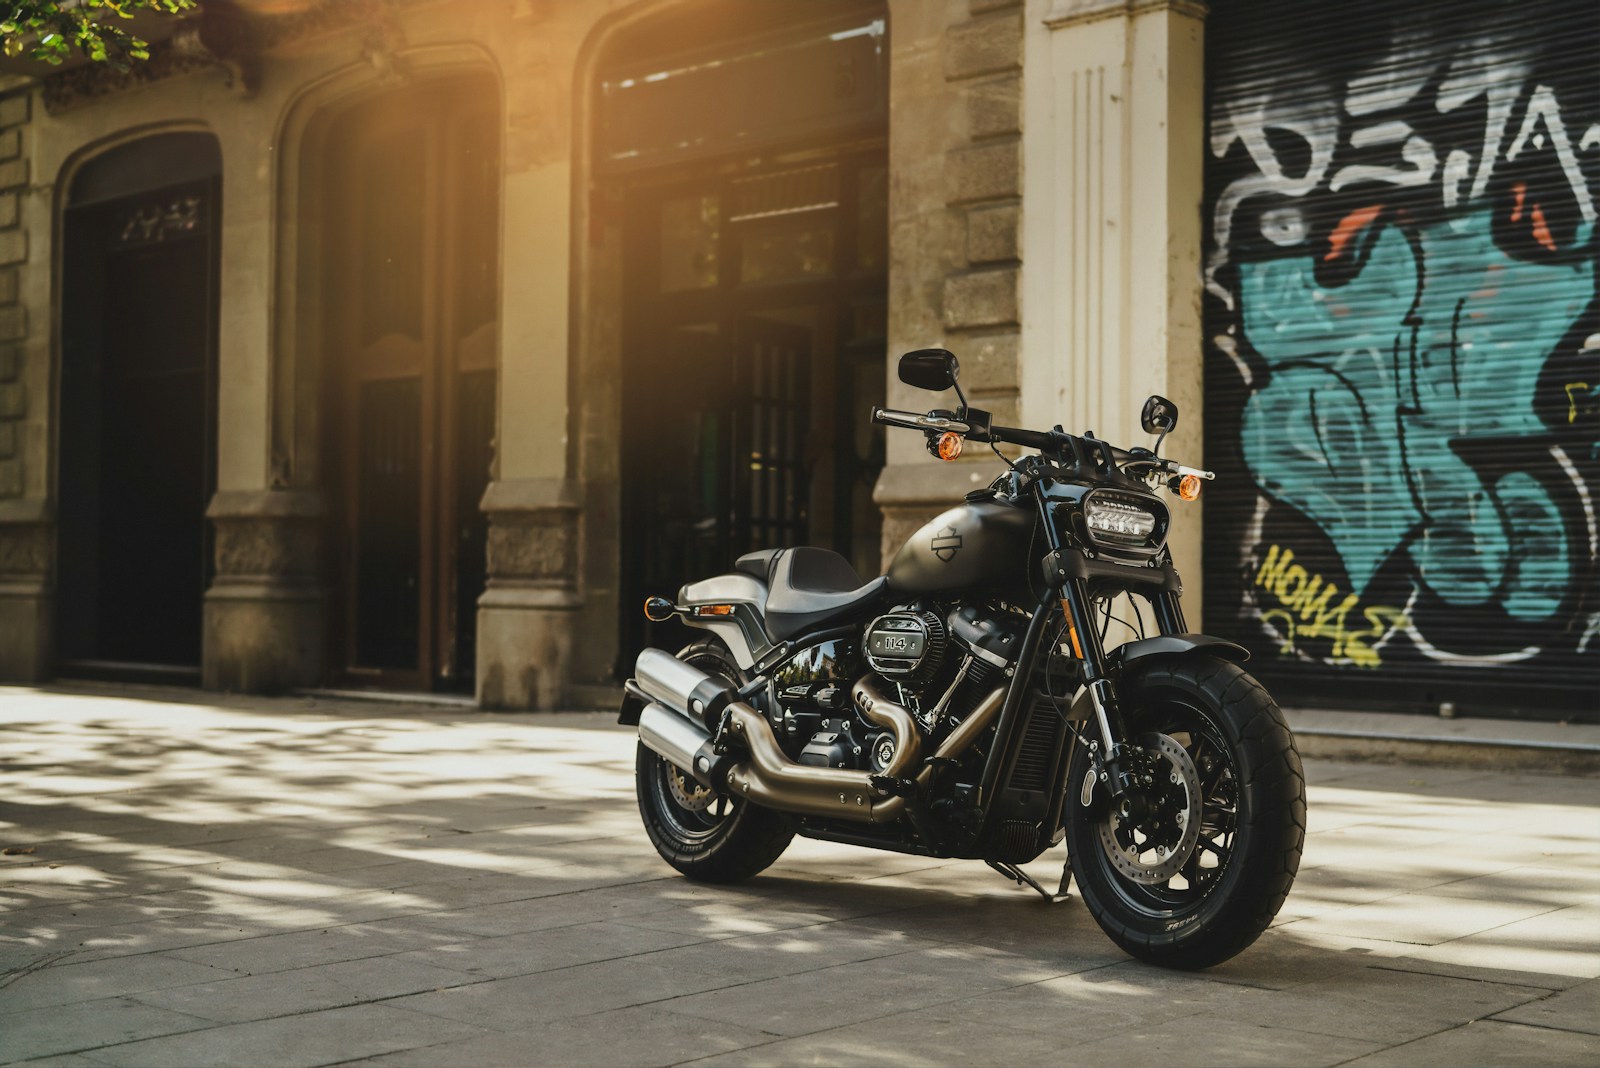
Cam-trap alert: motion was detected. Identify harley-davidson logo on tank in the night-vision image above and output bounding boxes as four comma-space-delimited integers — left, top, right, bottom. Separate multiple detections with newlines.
932, 527, 962, 562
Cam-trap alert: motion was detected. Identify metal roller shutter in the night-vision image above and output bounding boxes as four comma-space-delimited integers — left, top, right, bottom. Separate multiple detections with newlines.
1201, 0, 1599, 720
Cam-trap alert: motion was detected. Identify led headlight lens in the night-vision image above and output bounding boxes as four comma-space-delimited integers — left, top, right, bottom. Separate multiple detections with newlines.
1084, 497, 1158, 545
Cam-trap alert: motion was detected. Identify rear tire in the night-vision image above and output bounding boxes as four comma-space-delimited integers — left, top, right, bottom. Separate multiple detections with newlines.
636, 637, 794, 884
1067, 654, 1305, 969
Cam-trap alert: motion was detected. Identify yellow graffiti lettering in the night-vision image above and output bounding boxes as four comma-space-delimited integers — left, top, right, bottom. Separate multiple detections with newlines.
1255, 544, 1295, 591
1565, 381, 1596, 424
1253, 543, 1406, 667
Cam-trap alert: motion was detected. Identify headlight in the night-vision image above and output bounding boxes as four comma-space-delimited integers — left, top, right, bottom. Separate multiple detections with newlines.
1080, 490, 1168, 557
1085, 498, 1156, 542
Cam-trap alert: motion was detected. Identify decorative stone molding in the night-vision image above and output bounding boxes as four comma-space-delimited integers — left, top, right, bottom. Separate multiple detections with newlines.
38, 0, 418, 112
202, 489, 325, 692
477, 477, 582, 710
1041, 0, 1208, 30
0, 498, 52, 681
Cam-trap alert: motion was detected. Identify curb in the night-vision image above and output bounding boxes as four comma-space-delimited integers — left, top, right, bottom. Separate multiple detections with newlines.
1293, 728, 1600, 776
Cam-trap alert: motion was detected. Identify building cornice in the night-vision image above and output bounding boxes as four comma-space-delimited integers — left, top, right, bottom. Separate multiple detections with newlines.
1041, 0, 1208, 30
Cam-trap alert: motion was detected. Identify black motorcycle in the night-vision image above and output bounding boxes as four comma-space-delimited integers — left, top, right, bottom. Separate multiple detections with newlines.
619, 347, 1305, 969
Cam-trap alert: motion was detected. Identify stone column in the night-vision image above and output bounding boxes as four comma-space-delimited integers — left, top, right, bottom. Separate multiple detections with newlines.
473, 88, 579, 709
202, 490, 324, 691
874, 0, 1019, 564
0, 84, 48, 682
476, 478, 580, 710
1021, 0, 1208, 619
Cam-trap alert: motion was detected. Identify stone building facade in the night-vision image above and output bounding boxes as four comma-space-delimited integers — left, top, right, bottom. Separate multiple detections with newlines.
0, 0, 1209, 708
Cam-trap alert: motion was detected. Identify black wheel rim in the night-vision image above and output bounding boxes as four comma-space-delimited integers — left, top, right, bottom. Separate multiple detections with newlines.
646, 752, 735, 839
1090, 694, 1241, 917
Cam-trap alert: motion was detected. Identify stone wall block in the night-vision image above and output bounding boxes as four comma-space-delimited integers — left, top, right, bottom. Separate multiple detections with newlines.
966, 76, 1021, 140
0, 129, 20, 163
0, 93, 29, 128
947, 139, 1021, 204
952, 331, 1020, 392
0, 342, 18, 382
0, 422, 14, 459
0, 229, 25, 266
0, 303, 25, 340
0, 457, 20, 497
967, 202, 1020, 263
0, 264, 16, 301
0, 381, 23, 419
0, 158, 26, 191
945, 12, 1023, 81
943, 267, 1019, 329
970, 0, 1022, 12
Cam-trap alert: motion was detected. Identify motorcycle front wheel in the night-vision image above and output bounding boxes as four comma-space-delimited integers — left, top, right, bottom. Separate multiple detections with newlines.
635, 637, 794, 884
1067, 653, 1305, 969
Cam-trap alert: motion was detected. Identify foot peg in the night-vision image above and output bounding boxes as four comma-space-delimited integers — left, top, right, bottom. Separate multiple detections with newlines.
868, 774, 918, 799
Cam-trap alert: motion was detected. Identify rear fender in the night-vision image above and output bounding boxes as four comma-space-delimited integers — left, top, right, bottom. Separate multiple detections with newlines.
676, 573, 771, 670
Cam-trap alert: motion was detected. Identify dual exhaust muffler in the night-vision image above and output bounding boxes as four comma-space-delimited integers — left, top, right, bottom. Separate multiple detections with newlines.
633, 648, 1002, 825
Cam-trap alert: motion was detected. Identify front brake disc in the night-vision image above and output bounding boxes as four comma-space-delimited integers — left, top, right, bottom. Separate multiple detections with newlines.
1095, 733, 1203, 885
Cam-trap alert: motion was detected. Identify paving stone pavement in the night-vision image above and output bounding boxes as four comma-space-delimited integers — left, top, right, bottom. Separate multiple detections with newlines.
1, 683, 1597, 1067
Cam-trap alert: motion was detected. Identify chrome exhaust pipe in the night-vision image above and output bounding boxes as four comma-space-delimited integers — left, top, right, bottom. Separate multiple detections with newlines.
635, 648, 735, 730
631, 648, 1005, 825
637, 702, 719, 787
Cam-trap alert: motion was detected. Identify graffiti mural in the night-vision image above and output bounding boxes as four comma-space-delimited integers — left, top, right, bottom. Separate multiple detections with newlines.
1203, 0, 1599, 714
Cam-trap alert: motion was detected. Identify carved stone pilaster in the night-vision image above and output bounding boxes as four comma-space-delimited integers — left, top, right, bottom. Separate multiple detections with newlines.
0, 498, 52, 681
202, 489, 325, 692
476, 478, 581, 710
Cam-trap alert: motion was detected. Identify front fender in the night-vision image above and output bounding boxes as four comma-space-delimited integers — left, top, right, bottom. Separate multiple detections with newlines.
1108, 633, 1249, 670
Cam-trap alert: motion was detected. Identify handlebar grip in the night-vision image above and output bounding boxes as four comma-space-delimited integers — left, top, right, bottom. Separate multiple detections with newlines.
988, 424, 1056, 452
871, 407, 926, 430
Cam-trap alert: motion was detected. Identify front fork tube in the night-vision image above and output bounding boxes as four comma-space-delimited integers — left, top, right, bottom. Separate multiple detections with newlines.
1059, 578, 1140, 800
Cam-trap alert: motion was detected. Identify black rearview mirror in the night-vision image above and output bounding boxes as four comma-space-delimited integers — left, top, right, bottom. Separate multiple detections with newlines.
1141, 395, 1179, 436
899, 349, 960, 392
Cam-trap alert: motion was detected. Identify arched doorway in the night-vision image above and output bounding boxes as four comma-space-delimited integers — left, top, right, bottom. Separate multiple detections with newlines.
56, 131, 222, 682
596, 2, 891, 667
320, 72, 500, 692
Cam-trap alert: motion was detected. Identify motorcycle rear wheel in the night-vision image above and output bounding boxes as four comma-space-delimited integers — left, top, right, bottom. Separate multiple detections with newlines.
635, 637, 794, 884
1067, 654, 1305, 969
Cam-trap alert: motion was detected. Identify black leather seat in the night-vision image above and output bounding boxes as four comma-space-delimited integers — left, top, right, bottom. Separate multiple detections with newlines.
734, 549, 782, 581
760, 547, 888, 642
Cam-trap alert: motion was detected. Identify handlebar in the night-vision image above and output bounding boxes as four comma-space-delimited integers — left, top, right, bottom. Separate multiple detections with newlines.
870, 406, 1215, 480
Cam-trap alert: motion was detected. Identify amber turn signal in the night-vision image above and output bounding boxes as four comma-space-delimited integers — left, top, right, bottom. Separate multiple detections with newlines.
1177, 474, 1202, 501
694, 604, 736, 617
936, 431, 964, 462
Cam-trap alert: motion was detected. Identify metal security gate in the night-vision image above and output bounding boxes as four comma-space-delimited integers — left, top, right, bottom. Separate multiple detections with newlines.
1201, 0, 1599, 720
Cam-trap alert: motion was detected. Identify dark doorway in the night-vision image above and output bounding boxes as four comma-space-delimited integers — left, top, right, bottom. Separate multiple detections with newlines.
57, 133, 222, 682
321, 74, 499, 692
602, 7, 891, 666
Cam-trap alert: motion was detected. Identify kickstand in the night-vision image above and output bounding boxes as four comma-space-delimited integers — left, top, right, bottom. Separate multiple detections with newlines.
1056, 848, 1073, 899
985, 859, 1062, 902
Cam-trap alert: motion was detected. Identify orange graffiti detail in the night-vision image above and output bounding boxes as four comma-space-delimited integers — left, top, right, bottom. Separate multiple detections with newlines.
1324, 204, 1383, 264
1510, 181, 1558, 251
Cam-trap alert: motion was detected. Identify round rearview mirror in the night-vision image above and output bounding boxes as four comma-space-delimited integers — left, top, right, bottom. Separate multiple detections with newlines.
899, 348, 960, 392
1141, 395, 1179, 435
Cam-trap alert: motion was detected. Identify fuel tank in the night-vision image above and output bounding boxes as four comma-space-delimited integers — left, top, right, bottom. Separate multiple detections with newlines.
885, 496, 1034, 597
